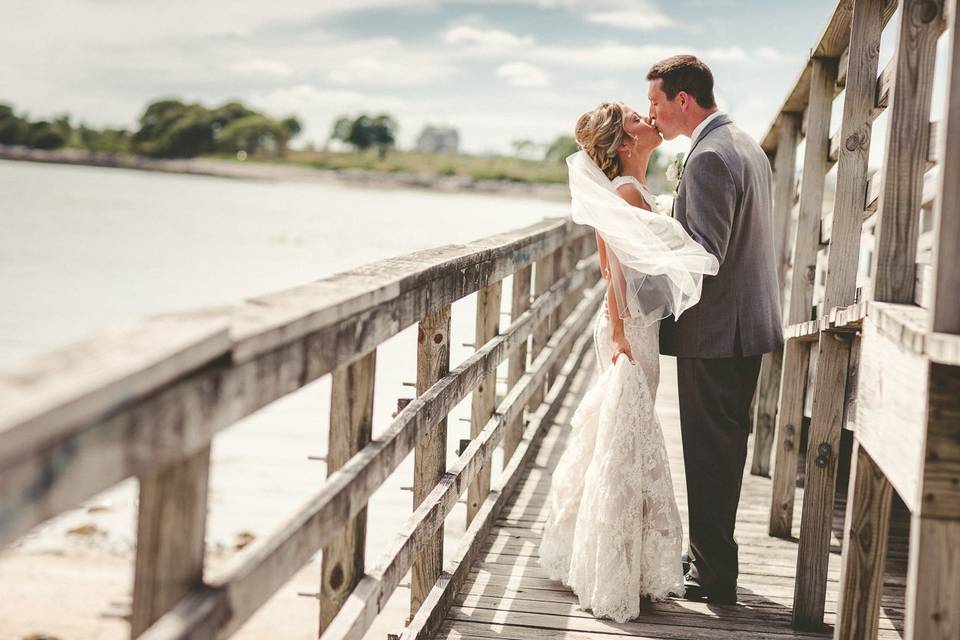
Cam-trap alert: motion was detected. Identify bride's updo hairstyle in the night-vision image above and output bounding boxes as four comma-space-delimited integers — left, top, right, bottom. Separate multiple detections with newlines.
575, 101, 627, 180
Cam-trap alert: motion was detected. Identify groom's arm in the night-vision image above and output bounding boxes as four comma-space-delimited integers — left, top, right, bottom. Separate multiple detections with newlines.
683, 151, 736, 265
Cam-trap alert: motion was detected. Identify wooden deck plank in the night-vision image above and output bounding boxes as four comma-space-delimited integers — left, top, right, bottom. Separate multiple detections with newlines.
433, 355, 907, 639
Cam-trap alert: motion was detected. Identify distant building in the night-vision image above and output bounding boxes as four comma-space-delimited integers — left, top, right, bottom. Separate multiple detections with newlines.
416, 126, 460, 154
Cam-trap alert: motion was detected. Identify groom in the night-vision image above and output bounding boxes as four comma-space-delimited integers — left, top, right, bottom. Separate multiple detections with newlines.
647, 55, 783, 603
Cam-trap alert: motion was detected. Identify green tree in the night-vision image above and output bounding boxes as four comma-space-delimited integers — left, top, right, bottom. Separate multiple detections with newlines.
0, 104, 27, 145
544, 135, 579, 163
26, 120, 65, 150
329, 113, 397, 157
216, 114, 290, 156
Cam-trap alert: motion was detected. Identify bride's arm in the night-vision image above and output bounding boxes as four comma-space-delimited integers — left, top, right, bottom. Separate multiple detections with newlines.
595, 231, 630, 357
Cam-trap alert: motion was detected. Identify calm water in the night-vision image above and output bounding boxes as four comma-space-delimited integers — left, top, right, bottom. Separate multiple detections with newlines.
0, 159, 564, 366
0, 159, 569, 639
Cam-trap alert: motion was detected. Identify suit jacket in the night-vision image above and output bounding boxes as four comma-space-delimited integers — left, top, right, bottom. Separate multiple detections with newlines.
659, 113, 784, 358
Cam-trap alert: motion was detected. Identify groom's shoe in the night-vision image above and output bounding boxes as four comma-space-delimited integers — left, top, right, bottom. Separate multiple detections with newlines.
682, 574, 738, 605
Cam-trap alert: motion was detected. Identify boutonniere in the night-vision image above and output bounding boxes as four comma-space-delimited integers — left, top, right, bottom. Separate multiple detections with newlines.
664, 152, 685, 195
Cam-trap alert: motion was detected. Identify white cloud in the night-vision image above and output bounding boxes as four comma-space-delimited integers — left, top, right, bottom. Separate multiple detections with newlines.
496, 62, 550, 87
229, 58, 296, 78
328, 53, 453, 87
586, 10, 675, 30
442, 26, 535, 52
755, 47, 794, 62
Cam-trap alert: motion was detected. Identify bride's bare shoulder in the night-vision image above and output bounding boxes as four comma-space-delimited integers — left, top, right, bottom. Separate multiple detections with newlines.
615, 183, 651, 210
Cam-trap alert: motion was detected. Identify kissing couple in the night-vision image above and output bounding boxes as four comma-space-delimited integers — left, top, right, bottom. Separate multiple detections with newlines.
538, 54, 784, 622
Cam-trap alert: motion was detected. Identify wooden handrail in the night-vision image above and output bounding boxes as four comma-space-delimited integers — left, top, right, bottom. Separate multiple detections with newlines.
0, 214, 601, 640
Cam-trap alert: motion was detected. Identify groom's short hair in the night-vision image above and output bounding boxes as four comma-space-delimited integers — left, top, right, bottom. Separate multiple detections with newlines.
646, 55, 716, 109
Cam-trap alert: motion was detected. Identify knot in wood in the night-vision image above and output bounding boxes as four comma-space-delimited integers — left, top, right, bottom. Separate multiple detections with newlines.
844, 132, 865, 152
329, 562, 345, 590
433, 332, 444, 344
913, 0, 940, 23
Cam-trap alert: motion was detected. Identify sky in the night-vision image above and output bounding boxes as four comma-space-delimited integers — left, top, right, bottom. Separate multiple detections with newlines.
3, 0, 844, 155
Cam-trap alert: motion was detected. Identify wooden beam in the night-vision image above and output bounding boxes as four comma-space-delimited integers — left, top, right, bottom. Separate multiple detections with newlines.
767, 57, 837, 525
528, 252, 554, 411
835, 442, 893, 640
411, 307, 450, 618
131, 446, 211, 637
467, 283, 501, 526
320, 350, 376, 632
769, 339, 812, 537
0, 315, 229, 470
504, 266, 532, 465
931, 0, 960, 336
869, 0, 945, 303
774, 114, 802, 290
791, 58, 838, 325
794, 331, 854, 628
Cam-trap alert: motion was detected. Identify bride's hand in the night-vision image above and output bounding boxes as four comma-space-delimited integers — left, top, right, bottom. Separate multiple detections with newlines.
611, 335, 634, 365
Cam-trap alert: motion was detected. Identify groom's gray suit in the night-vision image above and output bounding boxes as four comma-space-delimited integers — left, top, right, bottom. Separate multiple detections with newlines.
659, 113, 783, 590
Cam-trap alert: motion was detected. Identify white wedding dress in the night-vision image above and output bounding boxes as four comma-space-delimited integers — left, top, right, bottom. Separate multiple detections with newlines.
538, 177, 685, 623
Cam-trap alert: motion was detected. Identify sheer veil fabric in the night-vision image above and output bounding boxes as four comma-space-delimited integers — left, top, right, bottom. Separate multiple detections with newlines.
537, 150, 720, 621
565, 150, 719, 323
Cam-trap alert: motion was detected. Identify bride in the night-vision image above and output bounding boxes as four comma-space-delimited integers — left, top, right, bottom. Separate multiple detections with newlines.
537, 101, 719, 622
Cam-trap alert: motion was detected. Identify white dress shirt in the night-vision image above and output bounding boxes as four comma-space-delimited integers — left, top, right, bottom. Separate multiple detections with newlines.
689, 110, 724, 150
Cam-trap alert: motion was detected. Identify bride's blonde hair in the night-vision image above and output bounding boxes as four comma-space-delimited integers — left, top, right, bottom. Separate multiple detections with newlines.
575, 101, 628, 180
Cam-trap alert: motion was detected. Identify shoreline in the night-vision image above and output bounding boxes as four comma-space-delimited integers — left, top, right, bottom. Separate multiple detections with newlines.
0, 145, 571, 202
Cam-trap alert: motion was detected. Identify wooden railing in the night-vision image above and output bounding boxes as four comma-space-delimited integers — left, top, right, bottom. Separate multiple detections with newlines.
0, 216, 604, 640
756, 0, 960, 638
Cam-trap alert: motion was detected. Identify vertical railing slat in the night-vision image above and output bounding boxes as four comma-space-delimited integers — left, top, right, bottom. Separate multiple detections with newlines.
504, 267, 532, 465
753, 113, 801, 477
319, 350, 376, 633
131, 446, 212, 638
410, 306, 451, 618
906, 1, 960, 636
769, 57, 838, 537
794, 0, 885, 627
466, 282, 501, 526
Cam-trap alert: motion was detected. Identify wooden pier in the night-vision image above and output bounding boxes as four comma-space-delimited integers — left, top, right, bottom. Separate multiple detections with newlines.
435, 354, 910, 640
2, 0, 960, 639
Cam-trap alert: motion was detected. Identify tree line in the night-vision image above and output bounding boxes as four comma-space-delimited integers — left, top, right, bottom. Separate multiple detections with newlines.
0, 99, 301, 158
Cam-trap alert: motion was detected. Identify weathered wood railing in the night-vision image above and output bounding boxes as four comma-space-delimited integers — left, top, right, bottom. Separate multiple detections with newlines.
756, 0, 960, 638
0, 216, 603, 640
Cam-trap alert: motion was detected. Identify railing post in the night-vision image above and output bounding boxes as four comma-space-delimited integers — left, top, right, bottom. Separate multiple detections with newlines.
835, 1, 946, 637
467, 282, 501, 526
504, 266, 532, 466
905, 2, 960, 636
319, 350, 376, 633
528, 251, 555, 411
547, 245, 565, 387
131, 446, 211, 637
794, 0, 884, 627
753, 113, 800, 477
769, 57, 838, 537
410, 306, 451, 618
835, 441, 893, 639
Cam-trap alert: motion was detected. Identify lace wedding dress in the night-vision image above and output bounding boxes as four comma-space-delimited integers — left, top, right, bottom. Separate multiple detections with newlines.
538, 177, 685, 623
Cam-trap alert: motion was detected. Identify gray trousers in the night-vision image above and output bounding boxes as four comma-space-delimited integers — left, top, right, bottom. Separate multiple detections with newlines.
677, 354, 762, 588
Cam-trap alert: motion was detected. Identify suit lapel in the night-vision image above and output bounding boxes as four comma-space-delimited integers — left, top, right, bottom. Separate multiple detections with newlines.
683, 113, 733, 171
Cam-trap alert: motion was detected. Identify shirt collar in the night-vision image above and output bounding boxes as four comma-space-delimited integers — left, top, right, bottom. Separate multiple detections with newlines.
689, 111, 724, 151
